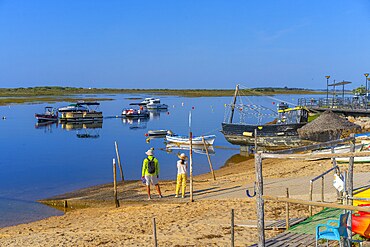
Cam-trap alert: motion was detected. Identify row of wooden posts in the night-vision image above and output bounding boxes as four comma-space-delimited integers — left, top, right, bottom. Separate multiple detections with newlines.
112, 136, 216, 207
253, 133, 370, 247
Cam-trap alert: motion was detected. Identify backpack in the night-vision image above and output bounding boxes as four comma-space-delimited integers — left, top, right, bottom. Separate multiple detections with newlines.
147, 157, 156, 174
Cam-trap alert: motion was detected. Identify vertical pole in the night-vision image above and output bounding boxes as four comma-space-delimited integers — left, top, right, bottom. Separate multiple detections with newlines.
189, 131, 194, 202
115, 141, 124, 184
286, 188, 290, 230
321, 177, 325, 211
347, 134, 355, 244
331, 146, 341, 203
152, 217, 158, 247
113, 158, 120, 208
202, 136, 216, 180
254, 129, 258, 153
309, 181, 313, 216
255, 152, 265, 247
229, 84, 239, 123
231, 209, 235, 247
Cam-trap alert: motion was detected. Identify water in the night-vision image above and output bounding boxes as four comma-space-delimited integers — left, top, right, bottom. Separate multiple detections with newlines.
0, 93, 307, 227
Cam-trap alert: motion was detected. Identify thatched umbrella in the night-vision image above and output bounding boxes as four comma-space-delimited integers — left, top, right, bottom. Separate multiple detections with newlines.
298, 110, 361, 142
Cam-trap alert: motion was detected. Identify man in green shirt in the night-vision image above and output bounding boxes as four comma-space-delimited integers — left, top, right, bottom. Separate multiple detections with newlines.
142, 149, 162, 200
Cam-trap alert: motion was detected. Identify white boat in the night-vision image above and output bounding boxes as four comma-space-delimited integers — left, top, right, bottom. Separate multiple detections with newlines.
146, 100, 168, 110
147, 129, 169, 136
336, 156, 370, 163
166, 134, 216, 145
312, 144, 363, 155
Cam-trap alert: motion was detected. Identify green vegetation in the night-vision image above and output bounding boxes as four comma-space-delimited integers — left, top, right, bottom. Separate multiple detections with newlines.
0, 86, 324, 105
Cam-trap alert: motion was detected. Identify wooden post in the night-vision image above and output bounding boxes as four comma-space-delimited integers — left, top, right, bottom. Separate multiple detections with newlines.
285, 188, 290, 230
189, 131, 194, 202
332, 146, 341, 203
114, 141, 125, 184
309, 181, 313, 216
321, 176, 325, 203
152, 217, 158, 247
231, 209, 235, 247
202, 136, 216, 180
347, 134, 355, 244
113, 158, 120, 208
63, 200, 68, 209
255, 152, 265, 247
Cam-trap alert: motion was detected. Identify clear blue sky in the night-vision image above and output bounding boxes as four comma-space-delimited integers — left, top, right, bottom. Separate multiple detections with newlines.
1, 0, 370, 89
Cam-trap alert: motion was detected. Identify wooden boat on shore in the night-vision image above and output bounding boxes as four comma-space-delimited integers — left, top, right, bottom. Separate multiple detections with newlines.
35, 106, 58, 122
59, 102, 103, 122
221, 85, 309, 148
166, 134, 216, 145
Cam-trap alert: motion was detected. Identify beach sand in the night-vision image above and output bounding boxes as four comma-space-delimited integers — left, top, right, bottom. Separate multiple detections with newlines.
1, 154, 369, 246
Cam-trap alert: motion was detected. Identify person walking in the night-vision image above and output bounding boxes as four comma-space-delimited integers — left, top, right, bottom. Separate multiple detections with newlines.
175, 153, 188, 198
142, 149, 162, 200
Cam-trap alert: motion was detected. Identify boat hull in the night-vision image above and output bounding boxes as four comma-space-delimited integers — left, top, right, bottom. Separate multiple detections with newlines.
59, 112, 103, 122
221, 122, 306, 147
35, 114, 58, 122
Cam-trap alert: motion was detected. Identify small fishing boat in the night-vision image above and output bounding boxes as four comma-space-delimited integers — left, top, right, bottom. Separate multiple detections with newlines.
146, 129, 169, 136
312, 143, 363, 155
122, 108, 149, 118
166, 134, 216, 145
35, 106, 58, 122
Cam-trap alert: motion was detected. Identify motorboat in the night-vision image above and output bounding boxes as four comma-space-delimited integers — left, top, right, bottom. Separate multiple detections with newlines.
58, 103, 88, 112
35, 106, 58, 122
146, 99, 168, 110
166, 134, 216, 145
146, 129, 169, 136
59, 102, 103, 122
122, 108, 149, 118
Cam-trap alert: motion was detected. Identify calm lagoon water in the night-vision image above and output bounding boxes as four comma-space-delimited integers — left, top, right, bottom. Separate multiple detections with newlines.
0, 93, 307, 227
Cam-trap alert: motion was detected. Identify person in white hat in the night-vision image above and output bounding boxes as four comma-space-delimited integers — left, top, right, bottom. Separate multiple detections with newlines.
175, 153, 188, 198
141, 148, 162, 200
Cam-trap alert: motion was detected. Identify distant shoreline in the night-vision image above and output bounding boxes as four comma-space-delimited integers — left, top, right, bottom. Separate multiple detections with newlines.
0, 86, 326, 106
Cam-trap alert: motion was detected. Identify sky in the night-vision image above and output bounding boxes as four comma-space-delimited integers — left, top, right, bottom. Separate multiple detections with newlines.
1, 0, 370, 89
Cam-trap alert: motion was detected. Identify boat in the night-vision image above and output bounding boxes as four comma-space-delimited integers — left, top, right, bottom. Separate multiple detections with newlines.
166, 143, 215, 155
221, 85, 309, 148
166, 134, 216, 145
58, 103, 88, 112
336, 156, 370, 163
59, 102, 103, 122
146, 129, 169, 136
130, 98, 160, 106
146, 99, 168, 110
312, 143, 363, 155
35, 106, 58, 122
122, 108, 149, 118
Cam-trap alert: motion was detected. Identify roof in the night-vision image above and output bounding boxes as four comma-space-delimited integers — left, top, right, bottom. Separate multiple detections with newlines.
328, 81, 352, 86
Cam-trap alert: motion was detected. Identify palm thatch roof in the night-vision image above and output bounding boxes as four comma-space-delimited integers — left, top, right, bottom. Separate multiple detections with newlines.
298, 110, 361, 142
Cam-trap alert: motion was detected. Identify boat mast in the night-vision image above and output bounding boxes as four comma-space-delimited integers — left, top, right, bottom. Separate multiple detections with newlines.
229, 84, 239, 123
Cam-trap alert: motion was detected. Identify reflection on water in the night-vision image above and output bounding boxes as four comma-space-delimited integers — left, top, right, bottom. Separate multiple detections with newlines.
35, 121, 58, 133
61, 121, 103, 131
166, 143, 215, 155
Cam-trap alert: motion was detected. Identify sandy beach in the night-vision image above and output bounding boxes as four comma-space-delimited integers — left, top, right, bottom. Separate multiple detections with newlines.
1, 154, 369, 246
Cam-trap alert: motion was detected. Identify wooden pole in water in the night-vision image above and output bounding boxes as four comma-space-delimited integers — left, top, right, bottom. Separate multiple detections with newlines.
202, 136, 216, 180
189, 131, 194, 202
255, 152, 265, 247
285, 188, 290, 230
231, 209, 235, 247
113, 158, 120, 208
152, 217, 158, 247
114, 141, 125, 184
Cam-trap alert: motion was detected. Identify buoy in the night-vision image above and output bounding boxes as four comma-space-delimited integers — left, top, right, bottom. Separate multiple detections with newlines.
144, 133, 148, 137
182, 102, 184, 106
167, 112, 170, 115
192, 106, 195, 109
2, 116, 6, 120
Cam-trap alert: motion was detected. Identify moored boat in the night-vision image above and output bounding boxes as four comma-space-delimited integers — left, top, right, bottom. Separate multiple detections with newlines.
166, 143, 215, 155
59, 102, 103, 122
146, 99, 168, 110
122, 108, 149, 118
146, 129, 169, 136
35, 106, 58, 122
166, 134, 216, 145
221, 85, 309, 148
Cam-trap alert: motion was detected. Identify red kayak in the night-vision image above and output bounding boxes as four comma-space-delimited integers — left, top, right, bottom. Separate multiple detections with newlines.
352, 204, 370, 238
